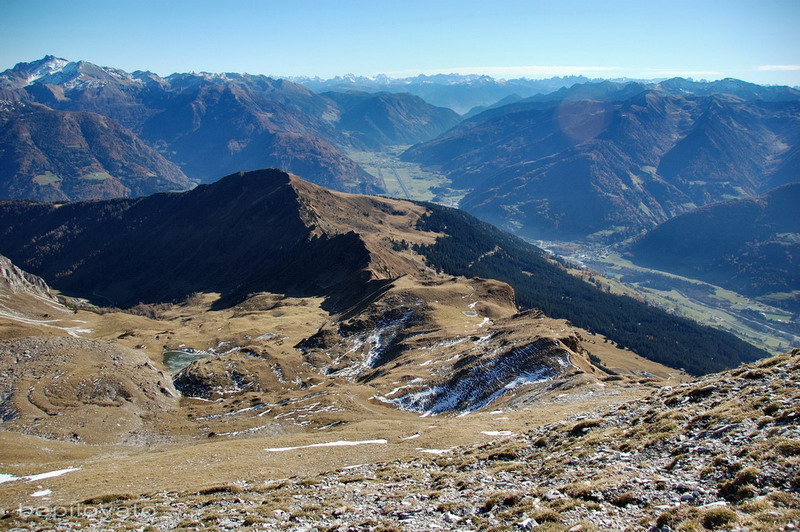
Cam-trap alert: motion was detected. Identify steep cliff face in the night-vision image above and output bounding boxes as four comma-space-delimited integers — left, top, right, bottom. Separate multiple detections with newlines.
0, 254, 92, 339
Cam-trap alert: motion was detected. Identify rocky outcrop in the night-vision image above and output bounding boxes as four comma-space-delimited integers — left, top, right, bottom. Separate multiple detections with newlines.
174, 351, 290, 399
0, 336, 179, 444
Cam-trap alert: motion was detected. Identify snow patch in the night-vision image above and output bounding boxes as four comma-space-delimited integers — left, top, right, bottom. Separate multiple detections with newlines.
418, 448, 452, 455
24, 467, 81, 482
0, 309, 92, 337
481, 431, 515, 437
418, 337, 467, 350
24, 57, 69, 85
31, 489, 52, 497
264, 439, 387, 452
214, 424, 275, 437
315, 421, 344, 431
0, 467, 81, 485
388, 341, 563, 414
333, 310, 413, 377
194, 403, 270, 421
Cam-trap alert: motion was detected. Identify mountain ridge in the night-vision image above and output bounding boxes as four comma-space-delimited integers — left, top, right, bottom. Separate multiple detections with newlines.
0, 168, 767, 375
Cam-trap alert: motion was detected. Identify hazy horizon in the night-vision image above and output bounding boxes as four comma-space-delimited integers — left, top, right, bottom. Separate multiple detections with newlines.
2, 0, 799, 85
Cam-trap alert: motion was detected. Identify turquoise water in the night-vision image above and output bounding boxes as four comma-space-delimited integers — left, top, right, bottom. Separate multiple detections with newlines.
162, 350, 212, 373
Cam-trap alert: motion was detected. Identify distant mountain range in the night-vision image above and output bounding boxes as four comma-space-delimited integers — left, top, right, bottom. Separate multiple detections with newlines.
0, 56, 384, 197
404, 79, 800, 242
627, 183, 800, 313
294, 73, 606, 114
0, 168, 766, 375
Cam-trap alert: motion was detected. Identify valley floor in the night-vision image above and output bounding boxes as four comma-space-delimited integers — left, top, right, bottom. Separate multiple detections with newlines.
538, 241, 800, 356
346, 146, 468, 207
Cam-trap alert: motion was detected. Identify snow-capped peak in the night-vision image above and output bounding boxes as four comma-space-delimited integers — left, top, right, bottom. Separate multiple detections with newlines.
23, 55, 70, 86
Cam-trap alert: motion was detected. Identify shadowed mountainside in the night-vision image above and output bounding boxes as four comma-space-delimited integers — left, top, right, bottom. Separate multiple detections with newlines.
627, 183, 800, 312
0, 169, 382, 309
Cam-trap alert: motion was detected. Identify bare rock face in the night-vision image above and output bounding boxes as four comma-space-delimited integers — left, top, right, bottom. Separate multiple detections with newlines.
0, 253, 88, 339
0, 336, 179, 444
0, 253, 53, 299
174, 350, 290, 400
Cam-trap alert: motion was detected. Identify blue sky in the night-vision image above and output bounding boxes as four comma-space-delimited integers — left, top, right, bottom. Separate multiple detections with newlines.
2, 0, 799, 85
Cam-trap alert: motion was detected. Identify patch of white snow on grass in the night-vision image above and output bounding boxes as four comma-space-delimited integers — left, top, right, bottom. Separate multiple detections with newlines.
24, 467, 81, 482
215, 423, 276, 437
418, 448, 452, 455
264, 439, 387, 452
31, 489, 52, 497
481, 431, 515, 437
0, 473, 20, 484
315, 421, 344, 430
